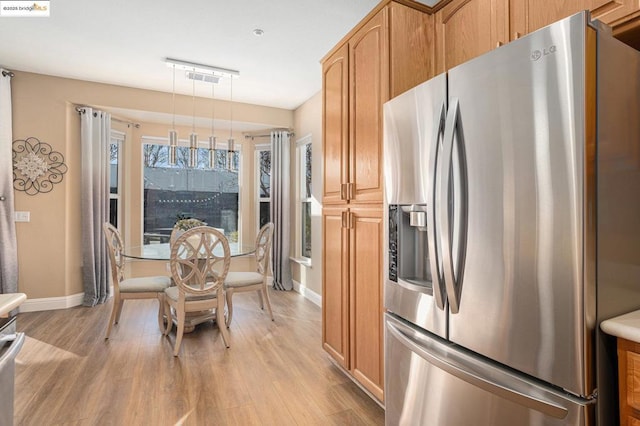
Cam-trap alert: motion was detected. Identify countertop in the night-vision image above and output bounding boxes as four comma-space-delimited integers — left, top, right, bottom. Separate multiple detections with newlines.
601, 310, 640, 342
0, 293, 27, 316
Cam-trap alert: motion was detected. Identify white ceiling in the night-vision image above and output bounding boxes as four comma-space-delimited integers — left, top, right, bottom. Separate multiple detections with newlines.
0, 0, 380, 113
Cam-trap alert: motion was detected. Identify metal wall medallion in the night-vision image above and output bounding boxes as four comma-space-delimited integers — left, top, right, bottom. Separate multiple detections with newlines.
12, 137, 68, 195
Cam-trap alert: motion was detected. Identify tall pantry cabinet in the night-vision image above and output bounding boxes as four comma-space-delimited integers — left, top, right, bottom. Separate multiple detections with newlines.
321, 1, 434, 402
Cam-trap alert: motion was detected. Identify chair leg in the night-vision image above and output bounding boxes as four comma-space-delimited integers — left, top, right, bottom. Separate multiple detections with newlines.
115, 299, 125, 324
105, 294, 119, 339
225, 289, 234, 328
256, 289, 264, 310
163, 299, 173, 336
218, 295, 230, 348
173, 305, 185, 357
156, 293, 165, 333
262, 286, 274, 322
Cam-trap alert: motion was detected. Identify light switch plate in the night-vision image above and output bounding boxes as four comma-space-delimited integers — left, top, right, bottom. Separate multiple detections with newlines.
15, 211, 30, 222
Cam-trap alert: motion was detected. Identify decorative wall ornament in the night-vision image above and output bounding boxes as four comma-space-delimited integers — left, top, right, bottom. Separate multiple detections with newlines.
12, 137, 68, 195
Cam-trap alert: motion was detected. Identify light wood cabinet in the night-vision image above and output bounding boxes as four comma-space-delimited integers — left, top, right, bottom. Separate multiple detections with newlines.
322, 206, 349, 368
349, 206, 384, 401
322, 2, 434, 206
322, 46, 349, 205
434, 0, 509, 73
322, 206, 384, 400
510, 0, 640, 40
348, 9, 388, 205
321, 1, 434, 403
618, 338, 640, 425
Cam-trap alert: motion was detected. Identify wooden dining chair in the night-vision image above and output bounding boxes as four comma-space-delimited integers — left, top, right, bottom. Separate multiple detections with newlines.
103, 222, 172, 339
224, 222, 275, 327
163, 226, 231, 356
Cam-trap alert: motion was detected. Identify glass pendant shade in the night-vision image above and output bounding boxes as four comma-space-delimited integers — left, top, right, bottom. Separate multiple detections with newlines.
189, 132, 198, 168
168, 129, 177, 165
227, 138, 235, 171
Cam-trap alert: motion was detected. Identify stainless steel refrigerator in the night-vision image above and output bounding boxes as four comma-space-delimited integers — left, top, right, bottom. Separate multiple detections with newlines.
383, 11, 640, 426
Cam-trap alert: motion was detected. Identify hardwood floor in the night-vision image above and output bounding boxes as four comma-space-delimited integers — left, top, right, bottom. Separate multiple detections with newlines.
14, 290, 385, 425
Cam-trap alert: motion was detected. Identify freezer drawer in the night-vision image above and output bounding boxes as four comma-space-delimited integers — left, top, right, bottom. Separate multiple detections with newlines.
384, 314, 592, 426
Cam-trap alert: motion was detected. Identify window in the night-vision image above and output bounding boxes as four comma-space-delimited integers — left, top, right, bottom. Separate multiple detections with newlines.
109, 131, 124, 228
297, 136, 312, 259
256, 145, 271, 229
142, 138, 240, 244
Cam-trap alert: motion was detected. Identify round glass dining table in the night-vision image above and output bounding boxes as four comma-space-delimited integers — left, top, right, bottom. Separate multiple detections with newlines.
122, 241, 255, 260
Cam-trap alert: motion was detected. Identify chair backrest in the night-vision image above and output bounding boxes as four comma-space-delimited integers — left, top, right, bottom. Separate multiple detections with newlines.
170, 226, 231, 295
255, 222, 274, 276
103, 222, 124, 286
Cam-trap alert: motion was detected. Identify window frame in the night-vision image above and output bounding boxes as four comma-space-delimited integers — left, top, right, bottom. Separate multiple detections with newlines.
109, 130, 125, 229
255, 143, 271, 231
295, 135, 312, 263
140, 135, 242, 244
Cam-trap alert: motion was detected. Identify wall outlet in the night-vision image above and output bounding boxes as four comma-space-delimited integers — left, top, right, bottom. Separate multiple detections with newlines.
14, 211, 30, 222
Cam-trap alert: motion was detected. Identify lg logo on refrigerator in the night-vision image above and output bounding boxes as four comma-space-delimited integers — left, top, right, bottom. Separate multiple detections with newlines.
531, 45, 557, 61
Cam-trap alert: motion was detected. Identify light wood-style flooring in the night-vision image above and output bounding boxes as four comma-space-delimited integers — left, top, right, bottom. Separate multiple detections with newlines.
14, 290, 385, 425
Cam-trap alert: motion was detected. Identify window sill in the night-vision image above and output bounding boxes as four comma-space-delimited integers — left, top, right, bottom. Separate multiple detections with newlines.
290, 257, 312, 268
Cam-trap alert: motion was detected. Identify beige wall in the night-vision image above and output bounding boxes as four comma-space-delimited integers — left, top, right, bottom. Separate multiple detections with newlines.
292, 91, 322, 297
11, 71, 292, 300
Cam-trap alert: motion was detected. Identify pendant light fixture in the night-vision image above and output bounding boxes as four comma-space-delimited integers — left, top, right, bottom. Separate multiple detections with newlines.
164, 58, 240, 169
227, 76, 235, 171
189, 73, 198, 168
168, 64, 178, 166
208, 82, 217, 169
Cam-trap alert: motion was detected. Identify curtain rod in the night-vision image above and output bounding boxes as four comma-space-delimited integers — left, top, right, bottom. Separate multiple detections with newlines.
75, 106, 140, 128
244, 129, 294, 139
1, 69, 14, 78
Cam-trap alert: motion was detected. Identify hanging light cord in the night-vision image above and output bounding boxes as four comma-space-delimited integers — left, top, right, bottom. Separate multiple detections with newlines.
192, 74, 196, 133
229, 77, 233, 139
171, 65, 176, 129
211, 83, 215, 136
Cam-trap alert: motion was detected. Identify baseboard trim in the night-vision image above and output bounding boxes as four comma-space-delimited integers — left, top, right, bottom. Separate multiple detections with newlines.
20, 292, 85, 313
292, 279, 322, 307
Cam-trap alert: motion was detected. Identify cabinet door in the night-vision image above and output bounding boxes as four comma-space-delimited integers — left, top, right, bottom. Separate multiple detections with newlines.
434, 0, 510, 73
322, 45, 349, 204
388, 2, 435, 98
349, 206, 384, 401
349, 9, 388, 204
322, 206, 350, 368
510, 0, 640, 40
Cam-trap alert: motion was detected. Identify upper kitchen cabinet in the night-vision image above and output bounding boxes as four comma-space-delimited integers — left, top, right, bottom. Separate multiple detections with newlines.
434, 0, 510, 73
322, 1, 434, 205
510, 0, 640, 39
322, 45, 349, 205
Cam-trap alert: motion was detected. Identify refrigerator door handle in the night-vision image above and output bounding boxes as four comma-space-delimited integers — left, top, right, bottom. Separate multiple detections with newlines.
440, 98, 468, 314
386, 319, 570, 419
0, 332, 24, 371
427, 101, 447, 310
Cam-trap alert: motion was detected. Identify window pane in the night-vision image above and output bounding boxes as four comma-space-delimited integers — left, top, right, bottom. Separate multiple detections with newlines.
259, 202, 270, 228
304, 143, 312, 199
110, 142, 119, 194
259, 150, 271, 198
143, 143, 240, 244
109, 198, 118, 228
302, 201, 311, 258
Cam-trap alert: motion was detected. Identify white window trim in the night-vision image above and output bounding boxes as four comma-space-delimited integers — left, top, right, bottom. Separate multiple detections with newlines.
294, 134, 312, 265
110, 130, 125, 230
255, 143, 271, 231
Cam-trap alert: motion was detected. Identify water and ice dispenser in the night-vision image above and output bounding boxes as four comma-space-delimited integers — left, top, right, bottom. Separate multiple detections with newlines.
388, 204, 433, 290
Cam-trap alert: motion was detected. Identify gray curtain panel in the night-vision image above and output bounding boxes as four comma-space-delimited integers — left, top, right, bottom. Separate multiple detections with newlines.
0, 70, 18, 295
80, 108, 111, 306
270, 130, 292, 290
